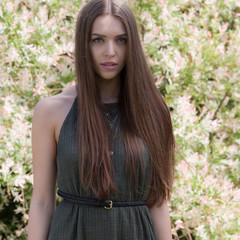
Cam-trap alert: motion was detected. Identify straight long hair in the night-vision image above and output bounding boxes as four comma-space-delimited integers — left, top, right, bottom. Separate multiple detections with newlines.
74, 0, 175, 207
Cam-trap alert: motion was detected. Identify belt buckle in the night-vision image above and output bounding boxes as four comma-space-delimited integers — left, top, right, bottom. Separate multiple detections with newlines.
104, 200, 113, 210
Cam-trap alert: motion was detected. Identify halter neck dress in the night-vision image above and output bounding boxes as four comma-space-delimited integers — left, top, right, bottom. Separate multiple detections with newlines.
47, 96, 157, 239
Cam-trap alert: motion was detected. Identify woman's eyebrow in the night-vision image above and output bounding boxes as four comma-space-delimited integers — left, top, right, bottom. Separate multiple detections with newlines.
91, 33, 127, 37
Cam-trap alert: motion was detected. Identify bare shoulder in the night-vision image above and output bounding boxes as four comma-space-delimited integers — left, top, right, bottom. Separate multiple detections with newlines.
33, 85, 77, 142
34, 85, 77, 114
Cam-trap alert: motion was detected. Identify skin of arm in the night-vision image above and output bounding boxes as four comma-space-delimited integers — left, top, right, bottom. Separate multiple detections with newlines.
28, 98, 58, 240
149, 200, 172, 240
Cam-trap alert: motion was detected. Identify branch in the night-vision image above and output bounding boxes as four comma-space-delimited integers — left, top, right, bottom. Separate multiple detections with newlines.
212, 91, 229, 120
209, 90, 230, 156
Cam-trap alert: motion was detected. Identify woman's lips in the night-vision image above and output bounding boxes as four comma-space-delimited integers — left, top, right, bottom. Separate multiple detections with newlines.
101, 62, 117, 70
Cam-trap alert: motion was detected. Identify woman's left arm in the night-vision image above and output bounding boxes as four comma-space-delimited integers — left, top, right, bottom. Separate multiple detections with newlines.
149, 200, 172, 240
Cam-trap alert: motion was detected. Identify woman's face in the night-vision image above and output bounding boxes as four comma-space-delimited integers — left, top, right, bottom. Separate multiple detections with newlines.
90, 15, 127, 83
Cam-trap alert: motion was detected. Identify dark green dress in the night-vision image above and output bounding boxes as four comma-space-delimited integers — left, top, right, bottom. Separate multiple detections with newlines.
47, 96, 157, 239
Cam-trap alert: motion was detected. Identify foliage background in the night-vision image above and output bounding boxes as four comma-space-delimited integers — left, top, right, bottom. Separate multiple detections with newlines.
0, 0, 239, 239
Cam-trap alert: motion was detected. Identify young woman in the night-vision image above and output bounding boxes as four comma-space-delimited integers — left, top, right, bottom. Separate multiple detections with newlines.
28, 0, 175, 239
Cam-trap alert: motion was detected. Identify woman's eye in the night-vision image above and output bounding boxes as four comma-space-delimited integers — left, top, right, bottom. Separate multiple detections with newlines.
92, 38, 103, 43
117, 38, 127, 44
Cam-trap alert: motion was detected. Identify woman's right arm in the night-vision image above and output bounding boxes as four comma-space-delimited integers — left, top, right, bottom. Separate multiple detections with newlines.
28, 98, 57, 240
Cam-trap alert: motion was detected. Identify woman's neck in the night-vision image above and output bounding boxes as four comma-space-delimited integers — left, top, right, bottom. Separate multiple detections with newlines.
97, 77, 120, 103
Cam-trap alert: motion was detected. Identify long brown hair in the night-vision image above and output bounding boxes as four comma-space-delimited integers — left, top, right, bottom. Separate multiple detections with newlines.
74, 0, 175, 207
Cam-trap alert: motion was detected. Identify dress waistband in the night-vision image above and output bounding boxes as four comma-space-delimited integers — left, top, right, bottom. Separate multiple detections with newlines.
57, 190, 145, 210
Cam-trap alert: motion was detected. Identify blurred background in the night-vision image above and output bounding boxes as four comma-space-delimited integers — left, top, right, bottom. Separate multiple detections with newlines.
0, 0, 239, 239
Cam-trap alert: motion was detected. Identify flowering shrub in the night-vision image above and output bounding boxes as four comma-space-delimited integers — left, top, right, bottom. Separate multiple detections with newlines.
0, 0, 239, 239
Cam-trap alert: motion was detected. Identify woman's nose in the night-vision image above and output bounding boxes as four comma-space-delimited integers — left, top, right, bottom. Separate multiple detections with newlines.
105, 41, 115, 57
